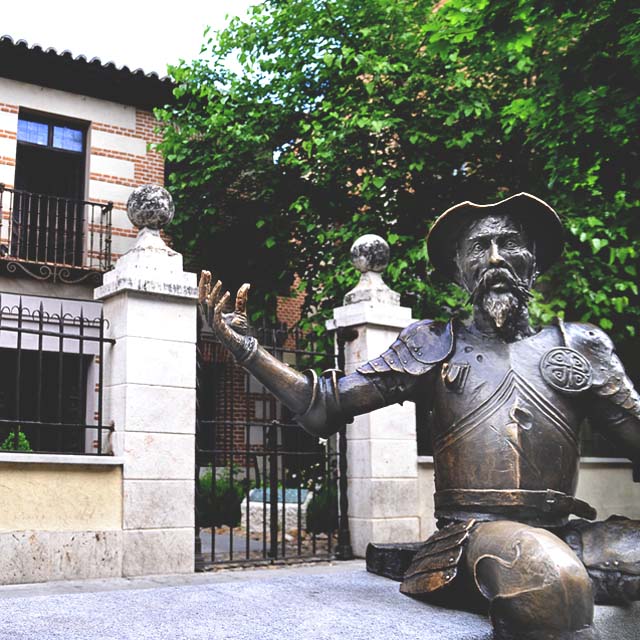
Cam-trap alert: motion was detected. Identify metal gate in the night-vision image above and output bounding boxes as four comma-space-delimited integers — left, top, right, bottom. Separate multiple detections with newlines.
195, 320, 352, 569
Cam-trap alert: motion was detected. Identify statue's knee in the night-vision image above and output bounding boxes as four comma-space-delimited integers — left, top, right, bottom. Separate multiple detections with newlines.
466, 521, 594, 635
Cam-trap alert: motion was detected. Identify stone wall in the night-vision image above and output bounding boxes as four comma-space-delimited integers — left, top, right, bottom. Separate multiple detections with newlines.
0, 456, 123, 583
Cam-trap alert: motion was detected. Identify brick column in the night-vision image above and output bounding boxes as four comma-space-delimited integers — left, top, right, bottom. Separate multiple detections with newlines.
95, 185, 197, 576
328, 235, 420, 557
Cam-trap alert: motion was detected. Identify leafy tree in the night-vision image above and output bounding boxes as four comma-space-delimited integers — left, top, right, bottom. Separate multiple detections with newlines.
157, 0, 639, 369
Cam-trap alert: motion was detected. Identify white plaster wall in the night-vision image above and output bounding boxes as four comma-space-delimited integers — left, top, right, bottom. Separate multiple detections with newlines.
90, 129, 147, 155
90, 155, 135, 180
0, 163, 15, 187
88, 180, 134, 206
0, 78, 136, 129
0, 110, 18, 133
0, 136, 16, 158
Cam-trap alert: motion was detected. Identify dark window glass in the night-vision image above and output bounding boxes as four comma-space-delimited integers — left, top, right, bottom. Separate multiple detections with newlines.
53, 126, 83, 152
17, 119, 48, 146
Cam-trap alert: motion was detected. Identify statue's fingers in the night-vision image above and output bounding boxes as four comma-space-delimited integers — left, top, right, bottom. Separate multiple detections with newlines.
235, 283, 251, 315
207, 280, 223, 308
214, 291, 231, 327
198, 271, 212, 304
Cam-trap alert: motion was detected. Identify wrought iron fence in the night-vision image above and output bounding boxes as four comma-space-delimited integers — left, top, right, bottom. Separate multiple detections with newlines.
195, 321, 352, 569
0, 184, 113, 283
0, 294, 114, 455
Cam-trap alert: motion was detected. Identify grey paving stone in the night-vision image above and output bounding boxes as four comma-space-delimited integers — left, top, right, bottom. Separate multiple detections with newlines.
0, 563, 636, 640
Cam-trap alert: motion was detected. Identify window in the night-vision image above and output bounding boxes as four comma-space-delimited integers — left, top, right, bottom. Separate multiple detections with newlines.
12, 111, 88, 266
0, 295, 113, 455
17, 116, 85, 153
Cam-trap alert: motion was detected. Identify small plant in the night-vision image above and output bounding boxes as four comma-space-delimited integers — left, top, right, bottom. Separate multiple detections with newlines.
295, 455, 339, 535
197, 466, 252, 529
306, 482, 338, 535
0, 428, 32, 452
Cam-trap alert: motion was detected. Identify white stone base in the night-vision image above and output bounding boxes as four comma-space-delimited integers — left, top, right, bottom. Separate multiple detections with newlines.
0, 530, 122, 584
240, 494, 312, 533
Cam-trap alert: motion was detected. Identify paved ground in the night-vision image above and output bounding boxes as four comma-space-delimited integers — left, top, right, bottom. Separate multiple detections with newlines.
0, 561, 637, 640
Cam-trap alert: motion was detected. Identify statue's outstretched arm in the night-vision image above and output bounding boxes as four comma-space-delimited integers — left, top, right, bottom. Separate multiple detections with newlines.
585, 331, 640, 465
198, 272, 420, 438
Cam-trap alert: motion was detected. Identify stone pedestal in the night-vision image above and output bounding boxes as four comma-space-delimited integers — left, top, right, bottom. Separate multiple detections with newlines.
327, 234, 420, 557
95, 185, 198, 576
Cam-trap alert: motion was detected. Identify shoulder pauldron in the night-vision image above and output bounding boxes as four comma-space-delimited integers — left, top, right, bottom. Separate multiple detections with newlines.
357, 319, 454, 377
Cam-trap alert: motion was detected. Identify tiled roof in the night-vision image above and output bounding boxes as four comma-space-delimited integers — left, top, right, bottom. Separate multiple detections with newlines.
0, 35, 175, 109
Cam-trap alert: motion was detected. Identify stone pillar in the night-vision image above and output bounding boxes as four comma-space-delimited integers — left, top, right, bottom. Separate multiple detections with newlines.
95, 185, 198, 576
328, 235, 420, 557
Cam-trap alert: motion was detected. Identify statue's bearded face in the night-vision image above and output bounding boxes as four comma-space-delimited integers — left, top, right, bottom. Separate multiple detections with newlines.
455, 214, 537, 333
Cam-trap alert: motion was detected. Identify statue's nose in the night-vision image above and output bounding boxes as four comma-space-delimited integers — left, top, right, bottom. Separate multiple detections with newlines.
489, 240, 504, 266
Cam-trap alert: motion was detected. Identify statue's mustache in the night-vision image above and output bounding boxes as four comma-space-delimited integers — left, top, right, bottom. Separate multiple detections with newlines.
469, 267, 532, 304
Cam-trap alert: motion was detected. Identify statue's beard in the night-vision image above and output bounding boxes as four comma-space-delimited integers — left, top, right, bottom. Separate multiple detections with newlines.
470, 268, 532, 336
482, 290, 520, 329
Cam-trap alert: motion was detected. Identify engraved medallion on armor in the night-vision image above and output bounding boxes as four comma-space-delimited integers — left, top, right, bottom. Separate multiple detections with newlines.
540, 347, 593, 394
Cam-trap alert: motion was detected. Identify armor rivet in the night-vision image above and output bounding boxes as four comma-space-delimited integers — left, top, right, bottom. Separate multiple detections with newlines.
449, 557, 455, 563
604, 561, 610, 566
464, 346, 473, 353
476, 354, 483, 362
445, 574, 451, 579
403, 359, 408, 364
614, 561, 620, 566
417, 351, 422, 356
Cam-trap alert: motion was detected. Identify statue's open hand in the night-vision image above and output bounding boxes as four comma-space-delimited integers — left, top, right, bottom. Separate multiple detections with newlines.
199, 271, 251, 355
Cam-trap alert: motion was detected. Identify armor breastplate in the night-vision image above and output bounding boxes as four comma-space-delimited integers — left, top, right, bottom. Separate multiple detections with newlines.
431, 325, 585, 521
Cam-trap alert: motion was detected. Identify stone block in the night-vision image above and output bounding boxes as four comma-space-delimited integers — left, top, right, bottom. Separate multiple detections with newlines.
122, 432, 194, 480
124, 480, 194, 529
342, 325, 405, 371
348, 403, 418, 441
49, 530, 122, 580
348, 439, 418, 479
122, 528, 194, 576
103, 293, 197, 343
106, 336, 196, 388
106, 384, 195, 434
417, 461, 438, 539
348, 479, 419, 519
331, 301, 412, 335
0, 531, 51, 584
577, 463, 640, 520
349, 516, 421, 558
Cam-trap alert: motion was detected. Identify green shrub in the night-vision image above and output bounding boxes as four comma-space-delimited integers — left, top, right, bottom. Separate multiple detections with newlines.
197, 467, 250, 528
0, 429, 32, 452
306, 482, 338, 535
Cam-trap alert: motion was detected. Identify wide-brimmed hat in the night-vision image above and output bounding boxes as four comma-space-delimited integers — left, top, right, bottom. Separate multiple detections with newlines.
426, 192, 564, 280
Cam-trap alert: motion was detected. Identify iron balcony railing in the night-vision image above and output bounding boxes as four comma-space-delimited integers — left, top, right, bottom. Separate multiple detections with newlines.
0, 184, 113, 283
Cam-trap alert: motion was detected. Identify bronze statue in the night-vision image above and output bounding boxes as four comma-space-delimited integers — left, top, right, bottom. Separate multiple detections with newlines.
199, 192, 640, 640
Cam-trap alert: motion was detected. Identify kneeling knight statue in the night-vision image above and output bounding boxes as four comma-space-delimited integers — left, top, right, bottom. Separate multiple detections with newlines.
200, 192, 640, 639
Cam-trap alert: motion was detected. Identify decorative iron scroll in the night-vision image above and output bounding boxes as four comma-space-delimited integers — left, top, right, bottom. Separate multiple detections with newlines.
5, 260, 103, 285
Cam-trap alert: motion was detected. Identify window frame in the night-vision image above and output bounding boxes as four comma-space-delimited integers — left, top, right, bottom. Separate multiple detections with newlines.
16, 110, 88, 155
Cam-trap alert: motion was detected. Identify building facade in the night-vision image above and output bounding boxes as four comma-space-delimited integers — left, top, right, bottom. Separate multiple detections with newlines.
0, 37, 195, 585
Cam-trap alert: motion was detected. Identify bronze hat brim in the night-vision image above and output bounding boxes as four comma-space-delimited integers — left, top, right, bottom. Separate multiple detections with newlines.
426, 192, 564, 280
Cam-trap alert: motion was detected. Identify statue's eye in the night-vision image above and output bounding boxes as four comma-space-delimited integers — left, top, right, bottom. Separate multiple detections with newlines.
503, 239, 518, 250
472, 242, 484, 254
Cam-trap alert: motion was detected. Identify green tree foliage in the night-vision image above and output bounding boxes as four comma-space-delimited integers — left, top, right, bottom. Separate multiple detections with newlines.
157, 0, 639, 363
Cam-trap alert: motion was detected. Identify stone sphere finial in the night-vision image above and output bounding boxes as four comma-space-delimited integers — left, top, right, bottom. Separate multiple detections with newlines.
127, 184, 175, 230
350, 234, 390, 274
